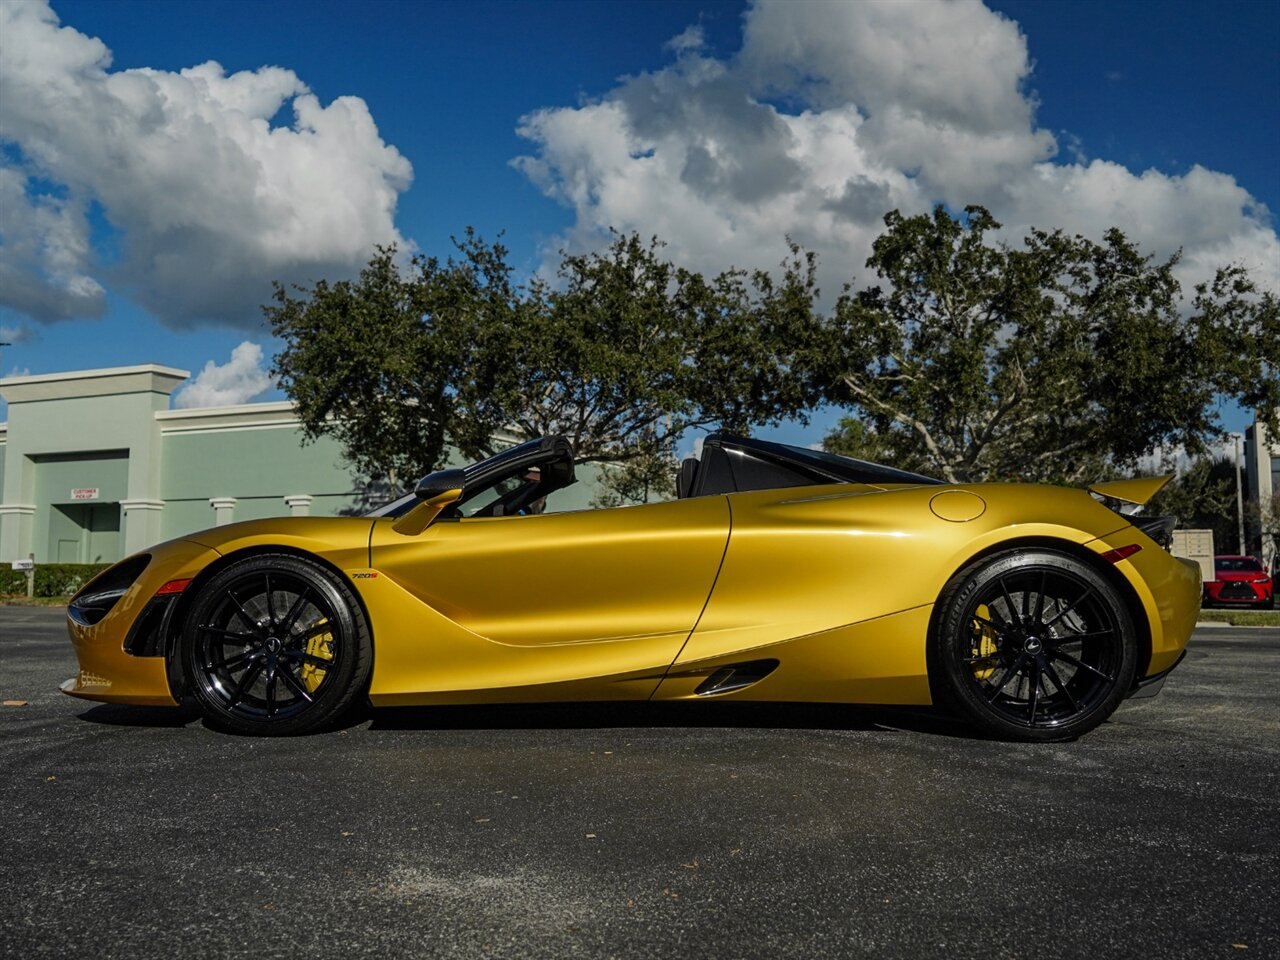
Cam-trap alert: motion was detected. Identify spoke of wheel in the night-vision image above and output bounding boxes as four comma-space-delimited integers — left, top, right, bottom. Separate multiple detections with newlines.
265, 573, 276, 625
280, 588, 313, 636
282, 650, 333, 669
198, 625, 260, 644
294, 620, 335, 644
971, 612, 1006, 632
278, 667, 314, 703
997, 577, 1021, 627
964, 652, 1003, 664
227, 660, 264, 708
226, 590, 262, 633
1051, 649, 1114, 682
264, 663, 278, 717
219, 649, 262, 672
1043, 587, 1093, 629
1043, 660, 1080, 712
985, 653, 1027, 702
1032, 570, 1047, 626
1047, 629, 1113, 645
981, 599, 1017, 632
1027, 661, 1042, 723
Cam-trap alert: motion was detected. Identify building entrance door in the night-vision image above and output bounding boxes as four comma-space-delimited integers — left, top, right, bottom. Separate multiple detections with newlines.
48, 503, 121, 564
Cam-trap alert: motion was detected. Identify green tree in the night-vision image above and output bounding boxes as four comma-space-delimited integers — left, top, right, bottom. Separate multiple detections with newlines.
267, 232, 520, 493
1146, 456, 1238, 552
269, 231, 826, 500
821, 206, 1279, 484
589, 436, 679, 508
499, 232, 824, 474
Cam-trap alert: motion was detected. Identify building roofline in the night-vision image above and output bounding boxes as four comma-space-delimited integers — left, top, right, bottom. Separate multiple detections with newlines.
158, 400, 300, 435
0, 364, 192, 404
157, 400, 295, 421
0, 363, 191, 387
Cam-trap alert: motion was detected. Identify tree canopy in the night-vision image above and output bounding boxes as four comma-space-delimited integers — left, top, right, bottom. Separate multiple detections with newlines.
821, 206, 1279, 484
267, 230, 825, 497
1145, 456, 1240, 554
266, 232, 519, 494
268, 207, 1278, 502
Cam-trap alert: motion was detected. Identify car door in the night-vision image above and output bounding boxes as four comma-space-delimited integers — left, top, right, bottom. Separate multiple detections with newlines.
368, 495, 730, 701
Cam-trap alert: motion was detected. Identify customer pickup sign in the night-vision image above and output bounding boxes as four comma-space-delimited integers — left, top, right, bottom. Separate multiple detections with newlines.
70, 488, 99, 501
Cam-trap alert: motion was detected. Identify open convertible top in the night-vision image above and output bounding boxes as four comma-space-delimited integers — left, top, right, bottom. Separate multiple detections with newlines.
373, 432, 940, 518
676, 433, 941, 499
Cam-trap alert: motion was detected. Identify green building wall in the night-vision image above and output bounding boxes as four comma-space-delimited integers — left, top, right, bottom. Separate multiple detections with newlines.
0, 366, 366, 564
0, 363, 605, 567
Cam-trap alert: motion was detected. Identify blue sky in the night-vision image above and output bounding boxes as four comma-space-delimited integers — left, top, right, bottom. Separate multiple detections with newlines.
1, 0, 1276, 441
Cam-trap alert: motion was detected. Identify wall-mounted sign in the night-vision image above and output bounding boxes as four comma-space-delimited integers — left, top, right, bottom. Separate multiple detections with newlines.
71, 488, 99, 501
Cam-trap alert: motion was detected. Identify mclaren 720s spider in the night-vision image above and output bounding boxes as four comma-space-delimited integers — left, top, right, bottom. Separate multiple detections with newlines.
63, 434, 1200, 741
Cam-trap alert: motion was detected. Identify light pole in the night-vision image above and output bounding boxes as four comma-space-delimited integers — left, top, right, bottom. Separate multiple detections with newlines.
1232, 432, 1246, 555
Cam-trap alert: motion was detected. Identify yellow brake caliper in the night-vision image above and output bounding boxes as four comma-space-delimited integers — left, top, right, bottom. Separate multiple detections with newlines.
970, 604, 998, 681
299, 618, 334, 693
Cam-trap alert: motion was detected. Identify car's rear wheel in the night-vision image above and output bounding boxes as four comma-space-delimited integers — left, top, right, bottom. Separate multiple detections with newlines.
179, 554, 371, 735
931, 549, 1137, 742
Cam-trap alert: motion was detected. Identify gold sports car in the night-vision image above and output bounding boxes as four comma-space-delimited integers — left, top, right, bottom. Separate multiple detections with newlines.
63, 434, 1200, 741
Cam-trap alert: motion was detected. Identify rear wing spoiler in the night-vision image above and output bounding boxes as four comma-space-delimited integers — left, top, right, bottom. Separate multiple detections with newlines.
1086, 476, 1173, 507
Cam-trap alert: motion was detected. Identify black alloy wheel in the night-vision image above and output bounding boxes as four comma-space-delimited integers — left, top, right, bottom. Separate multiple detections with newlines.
932, 549, 1137, 742
180, 554, 371, 735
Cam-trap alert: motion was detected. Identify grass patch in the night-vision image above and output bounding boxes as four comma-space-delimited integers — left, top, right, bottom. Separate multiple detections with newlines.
1198, 608, 1280, 627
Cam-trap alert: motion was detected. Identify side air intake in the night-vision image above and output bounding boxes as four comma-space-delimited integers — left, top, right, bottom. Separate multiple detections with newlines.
694, 659, 781, 696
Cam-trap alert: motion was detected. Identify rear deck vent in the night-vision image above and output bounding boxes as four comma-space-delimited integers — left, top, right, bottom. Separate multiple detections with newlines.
1133, 515, 1175, 550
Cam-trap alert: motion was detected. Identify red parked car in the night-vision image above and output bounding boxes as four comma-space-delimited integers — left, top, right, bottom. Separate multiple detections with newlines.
1203, 555, 1274, 609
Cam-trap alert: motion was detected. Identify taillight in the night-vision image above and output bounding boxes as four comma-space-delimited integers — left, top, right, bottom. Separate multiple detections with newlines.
155, 578, 193, 596
1100, 544, 1142, 564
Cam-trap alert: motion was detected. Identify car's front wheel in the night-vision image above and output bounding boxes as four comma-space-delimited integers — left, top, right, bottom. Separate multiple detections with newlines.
931, 549, 1138, 742
179, 554, 371, 735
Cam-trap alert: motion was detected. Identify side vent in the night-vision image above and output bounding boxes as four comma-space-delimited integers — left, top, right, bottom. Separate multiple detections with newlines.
694, 659, 780, 696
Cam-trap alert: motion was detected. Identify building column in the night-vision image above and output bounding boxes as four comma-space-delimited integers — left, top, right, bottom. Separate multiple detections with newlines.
1245, 419, 1275, 567
0, 504, 37, 563
284, 495, 313, 517
119, 499, 164, 556
210, 497, 237, 526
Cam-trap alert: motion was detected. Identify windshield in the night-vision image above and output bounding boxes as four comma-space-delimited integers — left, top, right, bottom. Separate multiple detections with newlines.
1216, 557, 1263, 573
367, 437, 576, 519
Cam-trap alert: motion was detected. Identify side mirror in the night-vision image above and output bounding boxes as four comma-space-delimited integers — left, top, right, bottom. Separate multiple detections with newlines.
414, 469, 467, 504
392, 469, 466, 536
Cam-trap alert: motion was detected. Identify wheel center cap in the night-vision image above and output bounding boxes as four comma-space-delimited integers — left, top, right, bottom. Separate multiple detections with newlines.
265, 637, 282, 654
1024, 637, 1043, 655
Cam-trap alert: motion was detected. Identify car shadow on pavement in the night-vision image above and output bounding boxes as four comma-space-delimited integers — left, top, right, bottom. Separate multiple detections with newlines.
73, 698, 988, 740
76, 701, 203, 728
358, 700, 986, 739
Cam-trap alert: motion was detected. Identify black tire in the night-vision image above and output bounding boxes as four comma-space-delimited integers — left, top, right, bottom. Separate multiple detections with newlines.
931, 549, 1137, 742
179, 554, 372, 735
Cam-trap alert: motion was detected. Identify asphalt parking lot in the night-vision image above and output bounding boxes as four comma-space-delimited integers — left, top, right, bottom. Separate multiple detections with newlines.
1, 606, 1276, 960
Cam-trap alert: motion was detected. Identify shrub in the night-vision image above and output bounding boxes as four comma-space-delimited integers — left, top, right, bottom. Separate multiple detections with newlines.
0, 563, 112, 598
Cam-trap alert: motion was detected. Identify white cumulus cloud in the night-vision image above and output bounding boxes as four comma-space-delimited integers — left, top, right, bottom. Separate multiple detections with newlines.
174, 341, 274, 408
513, 0, 1278, 297
0, 0, 412, 327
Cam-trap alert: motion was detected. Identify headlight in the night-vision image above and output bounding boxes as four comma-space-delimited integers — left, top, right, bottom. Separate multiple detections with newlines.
68, 554, 151, 626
